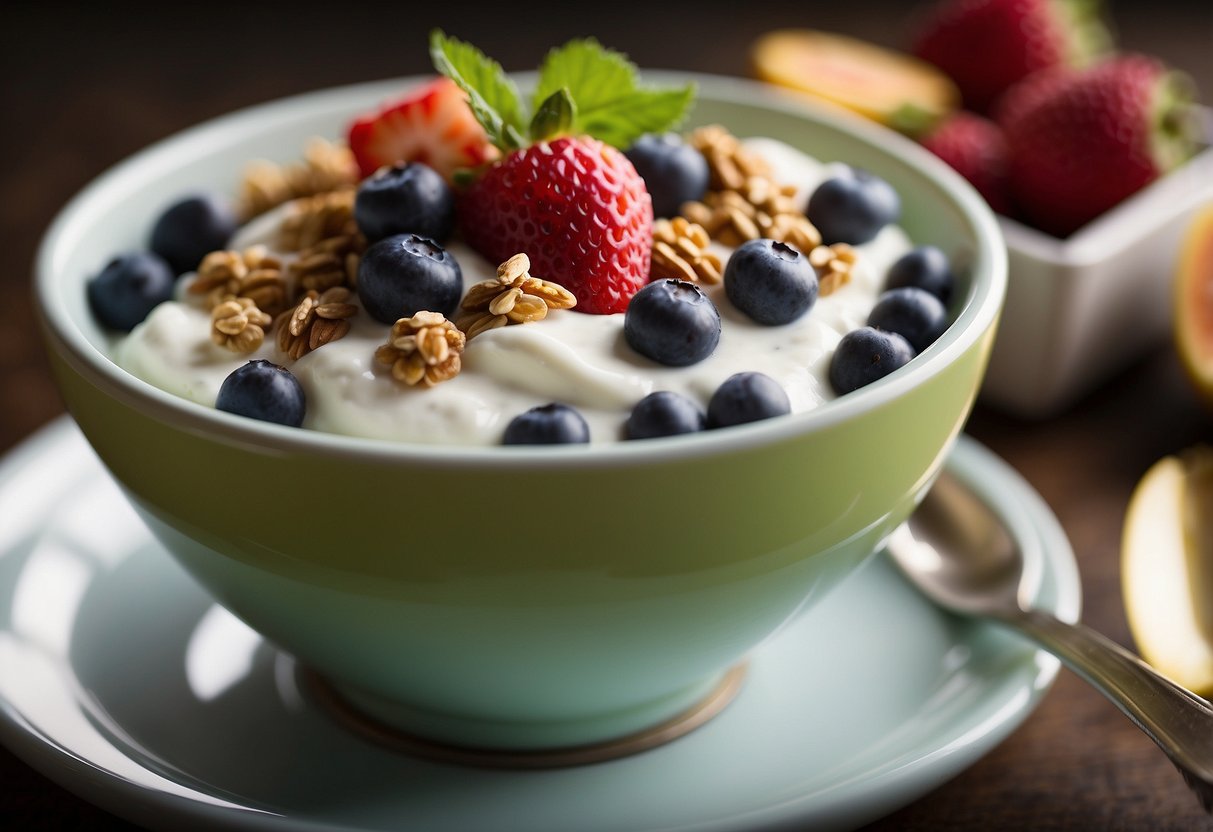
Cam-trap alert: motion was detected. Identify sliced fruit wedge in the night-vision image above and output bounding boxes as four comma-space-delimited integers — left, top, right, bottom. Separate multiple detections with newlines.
346, 77, 497, 182
1122, 447, 1213, 695
1176, 204, 1213, 407
751, 29, 959, 133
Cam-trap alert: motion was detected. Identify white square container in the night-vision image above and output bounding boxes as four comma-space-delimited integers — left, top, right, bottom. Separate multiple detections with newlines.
980, 137, 1213, 419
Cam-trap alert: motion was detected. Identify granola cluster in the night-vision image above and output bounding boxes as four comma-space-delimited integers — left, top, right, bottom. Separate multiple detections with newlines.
809, 243, 859, 296
277, 288, 359, 360
278, 189, 359, 253
189, 139, 374, 357
238, 139, 360, 220
211, 297, 273, 353
374, 311, 466, 388
456, 253, 578, 340
680, 125, 823, 256
289, 233, 365, 294
650, 217, 723, 285
662, 125, 872, 297
192, 246, 289, 316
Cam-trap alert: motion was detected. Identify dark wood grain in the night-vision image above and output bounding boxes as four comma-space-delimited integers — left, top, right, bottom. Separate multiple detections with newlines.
3, 1, 1212, 828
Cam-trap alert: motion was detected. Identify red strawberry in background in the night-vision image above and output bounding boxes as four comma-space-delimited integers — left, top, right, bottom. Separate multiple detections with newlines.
912, 0, 1109, 113
998, 54, 1197, 237
347, 78, 497, 181
458, 137, 652, 314
919, 112, 1014, 214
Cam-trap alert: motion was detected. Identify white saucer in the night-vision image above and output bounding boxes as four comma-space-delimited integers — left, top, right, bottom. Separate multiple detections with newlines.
0, 419, 1080, 832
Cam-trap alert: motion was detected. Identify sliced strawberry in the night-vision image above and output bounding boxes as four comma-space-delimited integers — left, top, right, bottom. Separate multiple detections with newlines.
346, 78, 496, 182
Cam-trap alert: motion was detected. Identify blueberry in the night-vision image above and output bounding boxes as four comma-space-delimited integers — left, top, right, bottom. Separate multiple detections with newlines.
806, 167, 900, 245
624, 133, 710, 218
216, 360, 306, 427
724, 239, 819, 326
149, 193, 238, 275
706, 372, 791, 429
624, 280, 721, 366
354, 162, 455, 244
626, 391, 706, 440
867, 287, 948, 353
829, 326, 915, 396
502, 403, 590, 445
357, 234, 462, 324
86, 252, 175, 332
885, 246, 954, 304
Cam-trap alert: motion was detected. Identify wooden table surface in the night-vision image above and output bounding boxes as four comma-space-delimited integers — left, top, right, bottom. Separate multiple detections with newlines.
3, 1, 1212, 828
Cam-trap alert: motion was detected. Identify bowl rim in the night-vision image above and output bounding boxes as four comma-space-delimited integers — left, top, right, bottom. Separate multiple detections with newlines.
35, 71, 1006, 470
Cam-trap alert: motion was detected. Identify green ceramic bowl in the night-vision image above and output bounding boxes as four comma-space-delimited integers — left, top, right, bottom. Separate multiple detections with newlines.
35, 74, 1005, 754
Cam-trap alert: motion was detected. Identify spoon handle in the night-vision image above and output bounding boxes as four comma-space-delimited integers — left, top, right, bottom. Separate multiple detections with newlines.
1013, 608, 1213, 789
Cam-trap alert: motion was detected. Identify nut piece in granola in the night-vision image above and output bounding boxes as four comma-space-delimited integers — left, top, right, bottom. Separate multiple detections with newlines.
276, 287, 359, 361
238, 139, 360, 220
211, 297, 273, 354
288, 233, 366, 295
808, 243, 858, 297
191, 246, 289, 316
651, 218, 723, 285
278, 188, 358, 253
689, 125, 772, 192
457, 253, 577, 339
374, 311, 466, 388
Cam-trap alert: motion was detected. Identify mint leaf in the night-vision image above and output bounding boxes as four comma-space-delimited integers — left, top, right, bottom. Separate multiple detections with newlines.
430, 30, 527, 151
533, 39, 695, 148
530, 88, 577, 141
534, 40, 637, 116
577, 86, 696, 149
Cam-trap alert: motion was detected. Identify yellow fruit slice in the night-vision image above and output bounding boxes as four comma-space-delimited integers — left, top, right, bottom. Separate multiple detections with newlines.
751, 29, 959, 131
1122, 447, 1213, 694
1175, 204, 1213, 407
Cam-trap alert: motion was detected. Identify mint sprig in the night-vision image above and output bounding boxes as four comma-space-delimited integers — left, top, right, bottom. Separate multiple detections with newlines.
429, 32, 527, 150
430, 30, 694, 151
533, 40, 695, 148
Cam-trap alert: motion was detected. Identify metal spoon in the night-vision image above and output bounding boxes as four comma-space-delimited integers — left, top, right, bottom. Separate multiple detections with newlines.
886, 470, 1213, 811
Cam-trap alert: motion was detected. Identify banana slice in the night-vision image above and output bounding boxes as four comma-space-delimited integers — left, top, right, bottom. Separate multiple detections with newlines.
1122, 447, 1213, 694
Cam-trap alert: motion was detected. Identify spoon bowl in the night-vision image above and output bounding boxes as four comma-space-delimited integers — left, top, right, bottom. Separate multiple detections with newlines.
888, 471, 1041, 618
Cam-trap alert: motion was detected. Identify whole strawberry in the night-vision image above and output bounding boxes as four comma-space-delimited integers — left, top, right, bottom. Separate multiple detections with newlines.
920, 112, 1013, 214
459, 137, 651, 313
432, 33, 694, 314
912, 0, 1109, 113
999, 54, 1196, 237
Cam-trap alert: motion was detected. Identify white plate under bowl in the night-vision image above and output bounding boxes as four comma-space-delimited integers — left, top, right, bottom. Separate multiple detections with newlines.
0, 419, 1079, 832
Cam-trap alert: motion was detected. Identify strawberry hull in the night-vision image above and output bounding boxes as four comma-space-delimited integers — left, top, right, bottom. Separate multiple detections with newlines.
457, 137, 654, 315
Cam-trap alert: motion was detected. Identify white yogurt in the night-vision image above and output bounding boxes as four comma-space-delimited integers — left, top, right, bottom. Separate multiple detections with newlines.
117, 139, 912, 445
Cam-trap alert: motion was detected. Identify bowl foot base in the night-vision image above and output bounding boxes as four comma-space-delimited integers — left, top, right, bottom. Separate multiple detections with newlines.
301, 663, 748, 769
